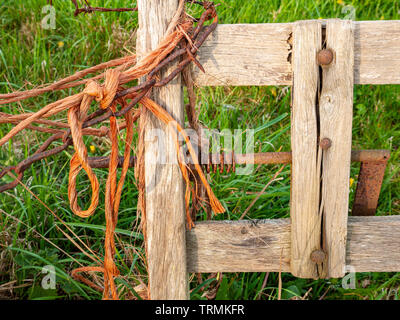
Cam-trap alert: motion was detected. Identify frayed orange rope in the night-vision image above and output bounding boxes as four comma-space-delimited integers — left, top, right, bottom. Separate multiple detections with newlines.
68, 94, 100, 218
66, 69, 136, 299
139, 97, 225, 219
0, 1, 221, 300
0, 55, 136, 104
0, 21, 192, 147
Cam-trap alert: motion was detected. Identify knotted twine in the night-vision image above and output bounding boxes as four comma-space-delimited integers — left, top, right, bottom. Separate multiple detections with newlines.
67, 67, 224, 299
0, 1, 223, 300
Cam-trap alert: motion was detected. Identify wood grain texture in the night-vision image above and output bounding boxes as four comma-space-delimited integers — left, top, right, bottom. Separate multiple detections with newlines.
186, 219, 291, 273
192, 23, 293, 86
320, 19, 354, 278
354, 20, 400, 84
346, 216, 400, 272
290, 20, 322, 279
186, 216, 400, 273
137, 0, 188, 300
191, 20, 400, 86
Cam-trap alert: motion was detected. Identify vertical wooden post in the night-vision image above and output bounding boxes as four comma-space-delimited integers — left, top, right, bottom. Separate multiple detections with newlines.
137, 0, 189, 299
291, 19, 354, 279
290, 20, 322, 279
320, 19, 354, 278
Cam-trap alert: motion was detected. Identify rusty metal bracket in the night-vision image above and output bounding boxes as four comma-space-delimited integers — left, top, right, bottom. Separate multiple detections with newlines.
352, 150, 390, 216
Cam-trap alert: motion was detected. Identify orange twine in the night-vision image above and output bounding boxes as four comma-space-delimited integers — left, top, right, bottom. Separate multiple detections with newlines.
0, 3, 224, 300
67, 72, 224, 299
67, 69, 136, 299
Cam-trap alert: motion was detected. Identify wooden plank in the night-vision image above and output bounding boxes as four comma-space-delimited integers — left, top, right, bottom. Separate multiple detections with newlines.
319, 19, 354, 278
186, 216, 400, 273
354, 20, 400, 84
191, 20, 400, 86
186, 219, 291, 273
137, 0, 188, 300
192, 23, 293, 86
346, 216, 400, 272
289, 20, 322, 279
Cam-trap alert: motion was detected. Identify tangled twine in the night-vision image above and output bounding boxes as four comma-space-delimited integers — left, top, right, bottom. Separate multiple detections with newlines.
0, 1, 222, 300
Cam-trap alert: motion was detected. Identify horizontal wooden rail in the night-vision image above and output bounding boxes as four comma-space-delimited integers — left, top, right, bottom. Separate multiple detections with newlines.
193, 20, 400, 86
186, 216, 400, 273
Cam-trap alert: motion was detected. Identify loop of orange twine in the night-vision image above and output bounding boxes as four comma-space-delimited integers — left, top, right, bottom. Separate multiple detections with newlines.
68, 69, 134, 299
68, 67, 225, 299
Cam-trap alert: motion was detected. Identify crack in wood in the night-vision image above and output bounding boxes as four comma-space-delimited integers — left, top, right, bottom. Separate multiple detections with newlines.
287, 32, 293, 63
316, 23, 326, 279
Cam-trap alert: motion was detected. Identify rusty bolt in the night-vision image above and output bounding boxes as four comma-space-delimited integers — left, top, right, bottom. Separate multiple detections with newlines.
310, 250, 326, 264
317, 49, 334, 65
320, 138, 332, 150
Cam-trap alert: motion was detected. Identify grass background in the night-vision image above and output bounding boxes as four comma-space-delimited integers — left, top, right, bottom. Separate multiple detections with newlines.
0, 0, 399, 300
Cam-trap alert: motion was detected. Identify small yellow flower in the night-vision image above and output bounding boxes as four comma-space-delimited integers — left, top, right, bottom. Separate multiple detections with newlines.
89, 145, 96, 153
337, 0, 344, 5
318, 17, 323, 20
57, 41, 64, 48
270, 87, 277, 98
380, 15, 385, 20
349, 178, 354, 187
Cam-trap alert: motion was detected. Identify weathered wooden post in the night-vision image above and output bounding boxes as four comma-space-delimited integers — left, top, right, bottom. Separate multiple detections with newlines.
290, 20, 323, 279
319, 20, 354, 278
137, 0, 189, 299
290, 19, 354, 279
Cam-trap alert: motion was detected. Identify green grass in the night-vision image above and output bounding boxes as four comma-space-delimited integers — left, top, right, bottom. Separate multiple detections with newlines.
0, 0, 399, 300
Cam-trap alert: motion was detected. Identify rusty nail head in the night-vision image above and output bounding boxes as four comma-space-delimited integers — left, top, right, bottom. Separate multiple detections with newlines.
241, 227, 248, 234
317, 49, 334, 66
320, 138, 332, 150
310, 250, 325, 264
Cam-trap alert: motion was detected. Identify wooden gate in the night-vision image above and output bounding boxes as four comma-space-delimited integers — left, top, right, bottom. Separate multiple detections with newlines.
138, 1, 400, 299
